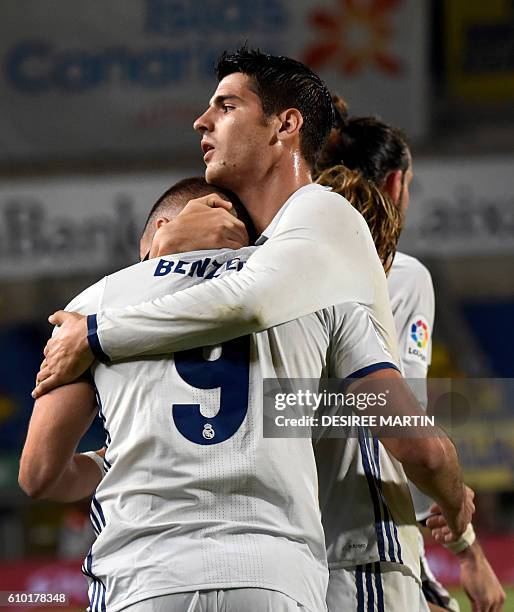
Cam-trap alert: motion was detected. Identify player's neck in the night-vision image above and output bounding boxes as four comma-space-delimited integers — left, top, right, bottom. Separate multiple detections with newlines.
238, 160, 312, 236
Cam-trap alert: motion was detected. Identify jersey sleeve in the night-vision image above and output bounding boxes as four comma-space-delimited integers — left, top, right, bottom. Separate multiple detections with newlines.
328, 303, 399, 380
397, 265, 435, 383
51, 278, 106, 383
51, 278, 106, 339
66, 277, 107, 316
395, 264, 436, 521
92, 190, 389, 361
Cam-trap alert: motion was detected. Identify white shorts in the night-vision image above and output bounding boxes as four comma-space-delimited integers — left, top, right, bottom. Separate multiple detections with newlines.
419, 532, 459, 612
120, 588, 313, 612
327, 563, 430, 612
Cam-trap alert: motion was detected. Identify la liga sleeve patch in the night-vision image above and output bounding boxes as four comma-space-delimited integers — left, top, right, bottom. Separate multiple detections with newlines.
407, 314, 430, 364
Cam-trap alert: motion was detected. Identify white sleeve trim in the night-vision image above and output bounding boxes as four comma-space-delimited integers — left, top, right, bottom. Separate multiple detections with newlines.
81, 451, 105, 477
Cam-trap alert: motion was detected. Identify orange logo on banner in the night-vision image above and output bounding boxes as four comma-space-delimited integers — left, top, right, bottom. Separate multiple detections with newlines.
303, 0, 402, 75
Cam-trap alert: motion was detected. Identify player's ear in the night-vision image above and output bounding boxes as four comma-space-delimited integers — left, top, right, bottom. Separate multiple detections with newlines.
156, 216, 171, 229
383, 170, 403, 206
276, 108, 303, 142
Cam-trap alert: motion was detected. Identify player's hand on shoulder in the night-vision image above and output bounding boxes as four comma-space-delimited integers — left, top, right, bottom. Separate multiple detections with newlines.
150, 193, 249, 258
32, 311, 93, 399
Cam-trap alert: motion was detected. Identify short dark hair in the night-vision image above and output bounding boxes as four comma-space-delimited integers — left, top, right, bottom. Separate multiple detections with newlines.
142, 177, 255, 241
315, 95, 410, 186
216, 46, 334, 168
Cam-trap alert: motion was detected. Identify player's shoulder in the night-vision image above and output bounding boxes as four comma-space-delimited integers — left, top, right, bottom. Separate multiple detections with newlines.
289, 184, 368, 232
389, 251, 433, 292
102, 252, 201, 285
104, 258, 151, 283
65, 259, 148, 313
330, 300, 367, 318
328, 301, 374, 335
102, 247, 257, 298
65, 276, 107, 314
296, 184, 359, 211
389, 252, 435, 338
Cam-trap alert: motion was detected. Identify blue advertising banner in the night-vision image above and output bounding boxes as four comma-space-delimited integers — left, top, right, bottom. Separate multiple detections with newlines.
0, 0, 428, 161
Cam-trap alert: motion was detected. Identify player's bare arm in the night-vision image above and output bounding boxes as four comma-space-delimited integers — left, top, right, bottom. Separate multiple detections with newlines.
426, 511, 506, 612
349, 368, 474, 540
19, 380, 102, 501
456, 540, 506, 611
316, 103, 502, 612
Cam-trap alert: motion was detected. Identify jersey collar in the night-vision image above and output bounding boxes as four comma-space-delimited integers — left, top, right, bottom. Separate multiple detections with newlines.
255, 183, 332, 245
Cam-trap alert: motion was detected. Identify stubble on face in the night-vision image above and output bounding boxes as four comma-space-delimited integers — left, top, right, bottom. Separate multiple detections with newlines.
199, 73, 274, 190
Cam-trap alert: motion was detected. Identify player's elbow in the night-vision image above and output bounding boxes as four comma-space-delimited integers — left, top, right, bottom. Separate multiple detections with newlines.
18, 460, 56, 500
389, 436, 453, 473
411, 440, 445, 473
421, 437, 455, 473
18, 472, 46, 499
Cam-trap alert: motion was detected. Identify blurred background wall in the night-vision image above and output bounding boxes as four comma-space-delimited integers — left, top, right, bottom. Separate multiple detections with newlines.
0, 0, 513, 608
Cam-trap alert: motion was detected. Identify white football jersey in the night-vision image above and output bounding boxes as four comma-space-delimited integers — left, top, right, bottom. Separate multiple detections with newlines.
66, 246, 397, 612
316, 253, 432, 582
388, 251, 436, 521
388, 252, 434, 387
316, 427, 420, 581
92, 185, 398, 365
